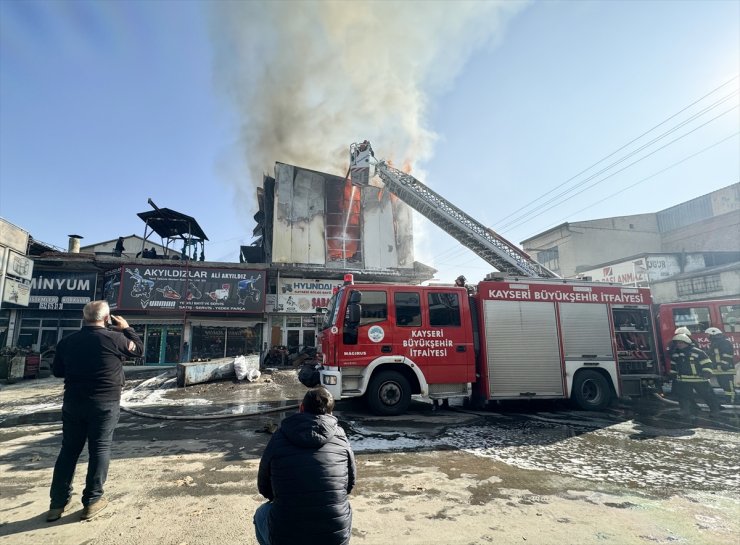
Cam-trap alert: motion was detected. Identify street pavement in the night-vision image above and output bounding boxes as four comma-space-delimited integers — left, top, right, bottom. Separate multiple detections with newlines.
1, 370, 738, 545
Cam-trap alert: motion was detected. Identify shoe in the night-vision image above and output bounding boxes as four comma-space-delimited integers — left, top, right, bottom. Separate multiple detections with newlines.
46, 498, 72, 522
80, 497, 109, 520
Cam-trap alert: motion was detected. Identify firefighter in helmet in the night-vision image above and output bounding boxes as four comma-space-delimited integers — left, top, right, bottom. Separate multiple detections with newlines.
455, 275, 466, 288
669, 333, 721, 417
704, 327, 735, 404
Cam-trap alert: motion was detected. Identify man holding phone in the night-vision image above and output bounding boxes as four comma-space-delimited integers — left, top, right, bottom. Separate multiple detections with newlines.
47, 300, 143, 521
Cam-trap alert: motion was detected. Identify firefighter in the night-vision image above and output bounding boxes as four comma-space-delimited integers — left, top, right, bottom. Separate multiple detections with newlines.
454, 275, 466, 288
705, 327, 736, 404
669, 334, 721, 417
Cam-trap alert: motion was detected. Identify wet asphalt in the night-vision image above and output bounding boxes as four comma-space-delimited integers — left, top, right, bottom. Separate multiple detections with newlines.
1, 369, 738, 501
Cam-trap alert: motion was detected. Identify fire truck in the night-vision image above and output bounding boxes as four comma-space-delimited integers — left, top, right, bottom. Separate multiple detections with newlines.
315, 142, 663, 415
656, 298, 740, 373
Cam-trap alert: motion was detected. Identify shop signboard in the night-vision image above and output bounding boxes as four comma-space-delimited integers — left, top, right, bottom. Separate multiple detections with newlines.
581, 258, 649, 287
27, 271, 97, 310
106, 265, 265, 312
2, 277, 31, 306
276, 278, 343, 313
7, 250, 34, 281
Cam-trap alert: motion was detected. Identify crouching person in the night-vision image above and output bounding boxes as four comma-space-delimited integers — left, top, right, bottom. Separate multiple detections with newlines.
254, 387, 356, 545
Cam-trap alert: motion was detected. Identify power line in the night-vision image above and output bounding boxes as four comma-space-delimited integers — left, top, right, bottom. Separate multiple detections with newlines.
498, 104, 738, 234
494, 75, 739, 226
530, 132, 740, 236
428, 77, 739, 264
432, 97, 738, 265
495, 91, 738, 232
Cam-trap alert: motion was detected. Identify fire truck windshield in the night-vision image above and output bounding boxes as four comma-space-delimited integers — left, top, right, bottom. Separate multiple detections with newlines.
320, 290, 343, 331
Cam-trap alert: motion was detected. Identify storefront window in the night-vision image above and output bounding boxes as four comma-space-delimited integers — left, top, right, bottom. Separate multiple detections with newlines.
225, 327, 260, 356
15, 312, 82, 352
0, 311, 10, 347
192, 325, 261, 359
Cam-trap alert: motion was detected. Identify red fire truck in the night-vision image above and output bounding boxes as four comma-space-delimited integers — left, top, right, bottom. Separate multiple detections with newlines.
656, 298, 740, 373
318, 274, 661, 415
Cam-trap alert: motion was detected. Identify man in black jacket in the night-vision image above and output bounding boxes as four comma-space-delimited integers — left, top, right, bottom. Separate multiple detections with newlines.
255, 387, 356, 545
47, 300, 143, 522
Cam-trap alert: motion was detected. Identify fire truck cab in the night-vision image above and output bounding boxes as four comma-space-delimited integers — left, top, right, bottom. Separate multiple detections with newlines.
318, 278, 475, 415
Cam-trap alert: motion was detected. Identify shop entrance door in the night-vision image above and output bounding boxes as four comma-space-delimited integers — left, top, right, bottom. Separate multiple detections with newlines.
144, 326, 182, 365
285, 328, 316, 354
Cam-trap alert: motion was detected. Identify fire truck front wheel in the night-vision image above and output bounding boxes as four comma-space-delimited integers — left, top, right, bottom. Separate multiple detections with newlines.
367, 371, 411, 416
572, 370, 612, 411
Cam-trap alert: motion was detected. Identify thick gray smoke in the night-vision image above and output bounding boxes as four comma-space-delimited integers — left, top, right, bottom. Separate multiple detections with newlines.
210, 0, 523, 198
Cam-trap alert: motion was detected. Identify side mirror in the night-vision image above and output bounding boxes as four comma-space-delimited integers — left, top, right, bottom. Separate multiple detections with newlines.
349, 291, 362, 304
346, 303, 361, 327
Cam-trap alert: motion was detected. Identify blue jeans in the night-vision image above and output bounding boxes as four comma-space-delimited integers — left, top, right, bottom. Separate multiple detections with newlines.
253, 502, 272, 545
49, 397, 120, 508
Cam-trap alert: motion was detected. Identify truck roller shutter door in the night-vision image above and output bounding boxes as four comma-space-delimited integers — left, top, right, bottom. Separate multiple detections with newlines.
484, 300, 563, 397
559, 303, 614, 360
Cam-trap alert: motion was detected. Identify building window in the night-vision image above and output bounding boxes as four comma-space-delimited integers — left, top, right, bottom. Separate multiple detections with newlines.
325, 178, 362, 265
676, 274, 723, 297
537, 246, 559, 272
191, 325, 261, 360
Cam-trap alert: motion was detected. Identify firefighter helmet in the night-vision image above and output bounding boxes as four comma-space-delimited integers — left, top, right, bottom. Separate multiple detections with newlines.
704, 327, 723, 336
674, 327, 691, 336
672, 333, 692, 344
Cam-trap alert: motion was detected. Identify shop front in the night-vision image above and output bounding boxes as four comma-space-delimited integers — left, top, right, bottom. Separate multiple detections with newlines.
105, 263, 266, 366
265, 277, 343, 354
5, 269, 96, 352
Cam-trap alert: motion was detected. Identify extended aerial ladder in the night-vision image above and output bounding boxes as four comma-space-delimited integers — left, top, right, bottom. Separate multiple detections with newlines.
348, 141, 558, 278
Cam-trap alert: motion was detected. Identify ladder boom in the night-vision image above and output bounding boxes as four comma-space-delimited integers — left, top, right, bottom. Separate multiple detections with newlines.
377, 162, 557, 277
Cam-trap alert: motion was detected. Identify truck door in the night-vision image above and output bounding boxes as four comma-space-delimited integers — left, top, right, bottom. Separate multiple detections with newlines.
341, 288, 392, 368
422, 289, 472, 384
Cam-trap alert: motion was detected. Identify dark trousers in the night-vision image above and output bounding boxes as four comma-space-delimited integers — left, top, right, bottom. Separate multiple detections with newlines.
49, 397, 120, 508
674, 380, 720, 414
715, 374, 735, 402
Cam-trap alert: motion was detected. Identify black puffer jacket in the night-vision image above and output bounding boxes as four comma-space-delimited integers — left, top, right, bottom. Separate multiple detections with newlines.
257, 412, 356, 545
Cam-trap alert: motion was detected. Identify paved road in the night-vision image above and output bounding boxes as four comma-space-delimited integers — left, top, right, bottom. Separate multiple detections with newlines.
1, 374, 738, 545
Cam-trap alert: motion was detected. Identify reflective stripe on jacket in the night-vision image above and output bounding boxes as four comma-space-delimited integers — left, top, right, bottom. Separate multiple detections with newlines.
670, 346, 714, 382
709, 337, 735, 374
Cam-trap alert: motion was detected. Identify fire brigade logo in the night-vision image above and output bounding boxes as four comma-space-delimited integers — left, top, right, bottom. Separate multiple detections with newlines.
368, 325, 385, 343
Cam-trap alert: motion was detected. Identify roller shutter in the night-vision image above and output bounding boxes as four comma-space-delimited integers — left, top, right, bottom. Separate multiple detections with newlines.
483, 300, 563, 397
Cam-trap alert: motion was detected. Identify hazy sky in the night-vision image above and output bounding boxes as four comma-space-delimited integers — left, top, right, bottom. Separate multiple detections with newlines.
1, 0, 738, 283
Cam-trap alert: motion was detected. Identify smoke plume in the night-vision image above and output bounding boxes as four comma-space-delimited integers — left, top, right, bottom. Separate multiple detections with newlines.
210, 0, 523, 202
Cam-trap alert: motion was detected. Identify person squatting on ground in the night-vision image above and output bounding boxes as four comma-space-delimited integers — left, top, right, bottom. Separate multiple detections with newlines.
705, 327, 736, 404
47, 300, 143, 522
668, 333, 721, 417
254, 387, 356, 545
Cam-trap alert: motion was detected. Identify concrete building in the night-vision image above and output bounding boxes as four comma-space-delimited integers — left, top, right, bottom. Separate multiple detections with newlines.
254, 162, 435, 351
521, 183, 740, 280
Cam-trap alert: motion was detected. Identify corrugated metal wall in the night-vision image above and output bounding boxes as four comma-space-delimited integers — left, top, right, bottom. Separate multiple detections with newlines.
271, 163, 415, 268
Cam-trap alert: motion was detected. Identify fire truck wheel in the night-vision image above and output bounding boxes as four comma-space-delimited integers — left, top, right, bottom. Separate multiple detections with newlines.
572, 370, 611, 411
367, 371, 411, 416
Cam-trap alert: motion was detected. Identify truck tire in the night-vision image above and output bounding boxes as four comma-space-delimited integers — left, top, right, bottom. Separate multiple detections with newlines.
367, 371, 411, 416
572, 370, 611, 411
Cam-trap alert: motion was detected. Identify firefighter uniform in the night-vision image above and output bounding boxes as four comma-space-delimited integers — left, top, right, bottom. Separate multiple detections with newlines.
705, 328, 736, 404
669, 335, 721, 416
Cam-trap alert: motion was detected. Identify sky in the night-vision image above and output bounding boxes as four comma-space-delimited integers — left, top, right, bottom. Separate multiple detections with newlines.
0, 0, 738, 284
